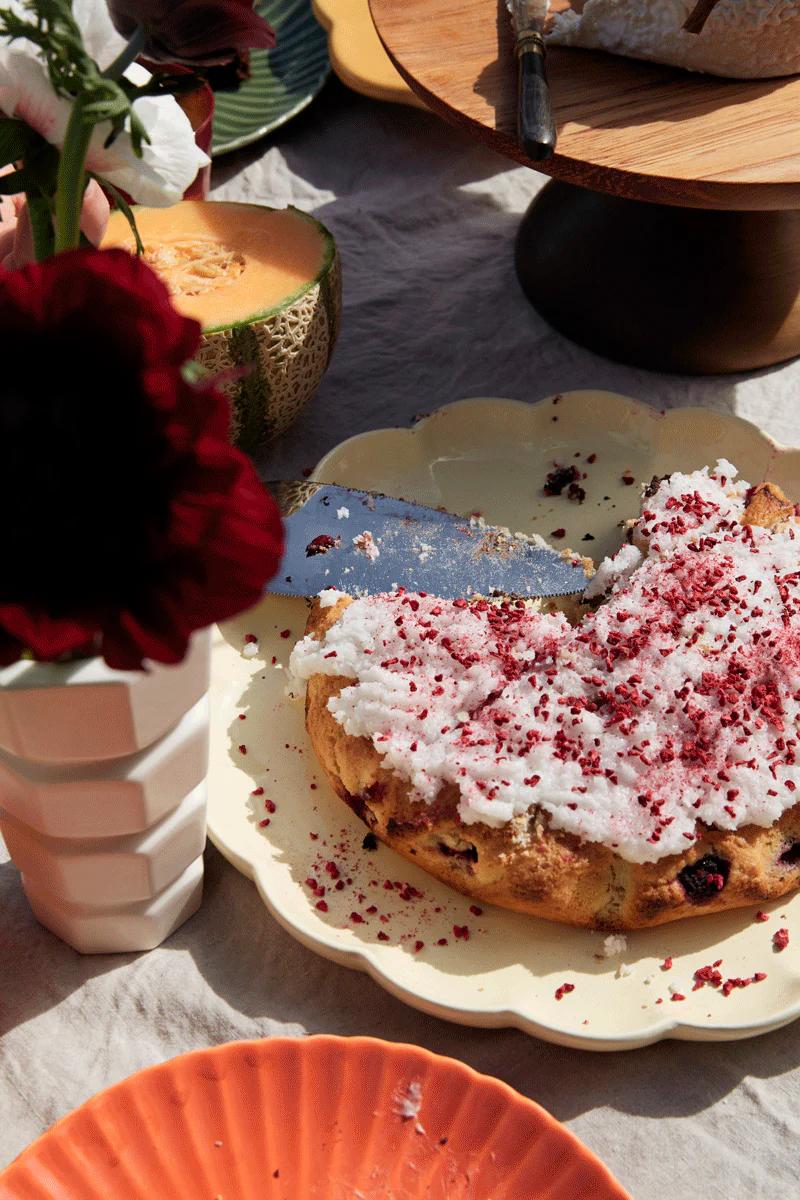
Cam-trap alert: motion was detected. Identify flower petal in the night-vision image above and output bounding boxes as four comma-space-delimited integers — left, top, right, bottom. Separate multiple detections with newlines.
89, 70, 210, 205
0, 45, 208, 207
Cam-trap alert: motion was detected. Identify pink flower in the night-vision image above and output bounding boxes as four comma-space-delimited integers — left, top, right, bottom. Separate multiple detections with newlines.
108, 0, 276, 66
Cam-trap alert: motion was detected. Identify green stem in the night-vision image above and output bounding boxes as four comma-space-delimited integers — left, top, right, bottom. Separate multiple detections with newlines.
53, 95, 93, 254
103, 26, 147, 81
26, 190, 55, 261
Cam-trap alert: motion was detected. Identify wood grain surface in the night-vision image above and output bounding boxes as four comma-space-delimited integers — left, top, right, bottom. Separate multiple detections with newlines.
369, 0, 800, 211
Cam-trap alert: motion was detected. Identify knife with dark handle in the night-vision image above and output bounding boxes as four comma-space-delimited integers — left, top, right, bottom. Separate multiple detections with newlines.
511, 0, 556, 162
267, 481, 588, 600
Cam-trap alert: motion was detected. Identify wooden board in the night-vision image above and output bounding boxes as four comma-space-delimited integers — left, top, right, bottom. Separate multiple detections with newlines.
369, 0, 800, 211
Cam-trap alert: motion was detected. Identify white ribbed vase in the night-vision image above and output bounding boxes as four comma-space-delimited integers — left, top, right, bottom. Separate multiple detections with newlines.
0, 631, 210, 954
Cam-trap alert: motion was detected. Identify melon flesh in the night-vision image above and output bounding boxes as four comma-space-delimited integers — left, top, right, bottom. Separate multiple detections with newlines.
102, 200, 340, 453
103, 201, 331, 330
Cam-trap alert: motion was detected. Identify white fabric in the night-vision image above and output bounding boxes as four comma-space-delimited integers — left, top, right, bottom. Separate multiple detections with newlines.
2, 83, 800, 1198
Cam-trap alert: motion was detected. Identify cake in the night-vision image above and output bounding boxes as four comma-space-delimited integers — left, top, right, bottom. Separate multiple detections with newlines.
290, 463, 800, 929
547, 0, 800, 81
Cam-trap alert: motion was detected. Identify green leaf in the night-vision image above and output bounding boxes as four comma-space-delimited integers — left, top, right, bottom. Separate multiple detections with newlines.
0, 118, 36, 168
101, 178, 145, 256
0, 168, 35, 195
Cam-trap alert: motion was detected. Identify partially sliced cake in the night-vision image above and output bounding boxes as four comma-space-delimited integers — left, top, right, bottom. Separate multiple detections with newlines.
291, 463, 800, 929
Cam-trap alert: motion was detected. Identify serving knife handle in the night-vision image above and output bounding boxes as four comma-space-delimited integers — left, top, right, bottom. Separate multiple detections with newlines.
516, 31, 556, 162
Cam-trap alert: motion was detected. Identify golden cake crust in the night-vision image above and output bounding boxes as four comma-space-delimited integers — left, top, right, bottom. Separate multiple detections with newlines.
302, 482, 800, 930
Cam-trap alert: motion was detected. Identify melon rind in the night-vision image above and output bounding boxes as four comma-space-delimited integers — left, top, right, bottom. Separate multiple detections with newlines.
193, 205, 340, 454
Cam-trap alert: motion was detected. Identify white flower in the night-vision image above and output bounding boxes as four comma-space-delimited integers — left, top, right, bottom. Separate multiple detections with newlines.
0, 0, 209, 206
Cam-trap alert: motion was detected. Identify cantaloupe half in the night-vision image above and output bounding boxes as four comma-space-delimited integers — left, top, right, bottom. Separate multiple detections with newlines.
103, 200, 340, 452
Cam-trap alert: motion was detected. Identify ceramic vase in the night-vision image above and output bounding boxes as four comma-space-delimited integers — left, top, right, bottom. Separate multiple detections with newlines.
0, 631, 211, 954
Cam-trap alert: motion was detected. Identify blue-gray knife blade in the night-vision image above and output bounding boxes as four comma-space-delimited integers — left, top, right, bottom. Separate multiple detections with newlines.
267, 482, 587, 599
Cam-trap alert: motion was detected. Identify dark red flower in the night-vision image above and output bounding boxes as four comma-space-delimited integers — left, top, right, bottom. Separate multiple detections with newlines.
108, 0, 276, 67
0, 247, 283, 669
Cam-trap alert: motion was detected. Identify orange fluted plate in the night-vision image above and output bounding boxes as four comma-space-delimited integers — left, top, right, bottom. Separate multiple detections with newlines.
0, 1037, 630, 1200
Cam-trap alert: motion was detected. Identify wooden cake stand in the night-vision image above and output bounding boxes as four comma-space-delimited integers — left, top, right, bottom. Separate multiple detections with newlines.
369, 0, 800, 374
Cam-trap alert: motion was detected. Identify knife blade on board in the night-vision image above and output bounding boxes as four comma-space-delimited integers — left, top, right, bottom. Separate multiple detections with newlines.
509, 0, 557, 161
267, 481, 587, 601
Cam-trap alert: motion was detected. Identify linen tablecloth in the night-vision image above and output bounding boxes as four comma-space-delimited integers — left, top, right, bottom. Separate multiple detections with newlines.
2, 80, 799, 1199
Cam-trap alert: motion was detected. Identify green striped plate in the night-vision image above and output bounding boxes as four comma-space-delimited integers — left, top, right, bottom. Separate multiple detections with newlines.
211, 0, 331, 156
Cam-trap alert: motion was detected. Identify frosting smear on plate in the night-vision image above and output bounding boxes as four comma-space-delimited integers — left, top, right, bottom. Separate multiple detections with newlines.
291, 463, 800, 864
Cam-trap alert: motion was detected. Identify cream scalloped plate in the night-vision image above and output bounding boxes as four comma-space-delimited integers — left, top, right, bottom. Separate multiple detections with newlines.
209, 392, 800, 1051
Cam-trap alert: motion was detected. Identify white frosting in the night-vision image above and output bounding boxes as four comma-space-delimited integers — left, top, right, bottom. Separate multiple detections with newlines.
584, 542, 642, 600
318, 588, 348, 608
602, 933, 628, 956
548, 0, 800, 80
353, 531, 380, 560
291, 463, 800, 863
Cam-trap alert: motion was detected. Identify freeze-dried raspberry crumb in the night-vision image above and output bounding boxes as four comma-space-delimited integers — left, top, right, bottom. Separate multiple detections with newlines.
453, 924, 470, 940
670, 992, 686, 1002
774, 928, 790, 951
377, 931, 390, 942
279, 629, 291, 639
350, 912, 365, 924
550, 528, 566, 539
543, 464, 579, 496
693, 964, 722, 989
660, 956, 673, 971
414, 940, 425, 953
755, 911, 770, 922
315, 900, 328, 913
554, 983, 575, 1001
469, 905, 483, 916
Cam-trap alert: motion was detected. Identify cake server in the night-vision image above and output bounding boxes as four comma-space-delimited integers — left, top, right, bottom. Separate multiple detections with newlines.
267, 481, 587, 600
509, 0, 557, 161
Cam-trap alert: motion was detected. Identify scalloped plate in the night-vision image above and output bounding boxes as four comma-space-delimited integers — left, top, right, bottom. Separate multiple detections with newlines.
312, 0, 426, 108
211, 0, 330, 156
0, 1037, 630, 1199
209, 392, 800, 1051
